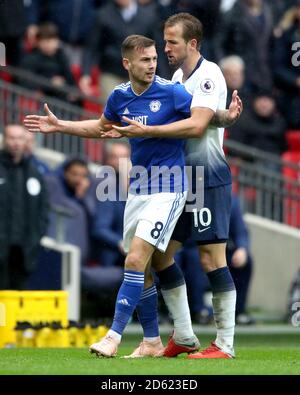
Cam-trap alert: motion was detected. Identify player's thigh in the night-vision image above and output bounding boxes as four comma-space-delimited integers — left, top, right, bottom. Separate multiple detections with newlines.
198, 242, 227, 272
152, 239, 182, 272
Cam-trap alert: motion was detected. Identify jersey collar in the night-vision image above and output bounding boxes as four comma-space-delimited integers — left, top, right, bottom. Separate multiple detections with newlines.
186, 55, 204, 81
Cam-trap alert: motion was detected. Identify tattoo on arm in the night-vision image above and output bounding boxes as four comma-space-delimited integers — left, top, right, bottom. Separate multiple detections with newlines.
210, 110, 234, 128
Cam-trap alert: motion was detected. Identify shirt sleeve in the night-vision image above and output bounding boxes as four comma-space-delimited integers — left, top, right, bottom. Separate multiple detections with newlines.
191, 68, 222, 113
103, 91, 120, 122
173, 83, 192, 117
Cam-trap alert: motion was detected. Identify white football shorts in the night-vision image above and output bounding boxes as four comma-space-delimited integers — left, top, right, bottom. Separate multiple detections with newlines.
123, 191, 187, 253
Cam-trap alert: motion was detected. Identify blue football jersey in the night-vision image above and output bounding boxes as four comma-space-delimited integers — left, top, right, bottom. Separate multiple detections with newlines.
104, 76, 192, 194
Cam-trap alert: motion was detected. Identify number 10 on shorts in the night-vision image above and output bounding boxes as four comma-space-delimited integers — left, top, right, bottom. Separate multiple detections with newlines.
192, 208, 212, 228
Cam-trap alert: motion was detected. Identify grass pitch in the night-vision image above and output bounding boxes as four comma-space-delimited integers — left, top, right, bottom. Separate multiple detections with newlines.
0, 333, 300, 375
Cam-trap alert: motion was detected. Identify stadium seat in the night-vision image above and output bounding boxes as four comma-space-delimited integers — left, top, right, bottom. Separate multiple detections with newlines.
281, 151, 300, 228
285, 130, 300, 152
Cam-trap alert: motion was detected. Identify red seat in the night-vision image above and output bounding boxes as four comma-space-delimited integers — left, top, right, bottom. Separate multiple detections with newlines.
282, 151, 300, 227
285, 130, 300, 152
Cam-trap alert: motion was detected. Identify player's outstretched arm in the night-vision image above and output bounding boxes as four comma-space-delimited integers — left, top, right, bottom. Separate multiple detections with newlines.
109, 107, 214, 139
211, 90, 243, 128
24, 103, 110, 138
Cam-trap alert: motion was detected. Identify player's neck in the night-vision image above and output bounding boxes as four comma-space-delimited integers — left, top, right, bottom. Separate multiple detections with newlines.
182, 52, 202, 83
131, 81, 152, 95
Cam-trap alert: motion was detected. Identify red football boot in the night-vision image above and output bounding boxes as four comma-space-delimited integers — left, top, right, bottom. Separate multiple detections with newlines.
188, 342, 234, 359
163, 334, 200, 357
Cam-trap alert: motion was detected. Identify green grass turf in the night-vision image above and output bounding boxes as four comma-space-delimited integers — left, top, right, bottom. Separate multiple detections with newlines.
0, 334, 300, 375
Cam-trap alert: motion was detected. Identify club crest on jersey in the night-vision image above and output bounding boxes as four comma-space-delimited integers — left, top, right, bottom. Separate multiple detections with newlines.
200, 79, 215, 93
149, 100, 161, 112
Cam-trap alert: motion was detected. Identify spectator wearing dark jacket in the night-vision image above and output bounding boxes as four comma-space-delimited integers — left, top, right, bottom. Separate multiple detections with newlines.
273, 1, 300, 129
25, 0, 103, 53
228, 89, 287, 156
0, 124, 48, 289
0, 0, 26, 65
20, 23, 77, 101
80, 0, 169, 100
215, 0, 274, 92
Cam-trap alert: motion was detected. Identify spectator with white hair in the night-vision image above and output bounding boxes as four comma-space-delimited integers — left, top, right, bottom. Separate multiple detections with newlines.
219, 55, 251, 108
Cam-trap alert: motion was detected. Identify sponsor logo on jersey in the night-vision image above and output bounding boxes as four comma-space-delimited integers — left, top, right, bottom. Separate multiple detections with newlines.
132, 115, 148, 125
200, 79, 215, 93
149, 100, 161, 112
123, 107, 130, 115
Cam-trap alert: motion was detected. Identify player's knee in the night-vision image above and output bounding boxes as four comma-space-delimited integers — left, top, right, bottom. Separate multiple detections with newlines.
199, 245, 227, 272
125, 252, 146, 272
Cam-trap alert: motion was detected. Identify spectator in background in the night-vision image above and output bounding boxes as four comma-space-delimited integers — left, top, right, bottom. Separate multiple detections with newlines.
219, 55, 252, 109
81, 141, 130, 316
0, 124, 48, 289
92, 141, 130, 268
215, 0, 274, 93
0, 0, 26, 66
24, 0, 105, 64
80, 0, 169, 100
45, 158, 97, 265
25, 131, 50, 176
273, 0, 300, 129
20, 23, 78, 102
228, 89, 287, 156
176, 193, 255, 325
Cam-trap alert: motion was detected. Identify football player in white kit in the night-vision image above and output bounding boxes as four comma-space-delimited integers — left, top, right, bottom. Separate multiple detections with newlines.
111, 13, 242, 359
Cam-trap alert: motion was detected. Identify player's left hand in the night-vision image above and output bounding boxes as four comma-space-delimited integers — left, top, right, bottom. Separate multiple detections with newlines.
111, 116, 148, 137
228, 90, 243, 123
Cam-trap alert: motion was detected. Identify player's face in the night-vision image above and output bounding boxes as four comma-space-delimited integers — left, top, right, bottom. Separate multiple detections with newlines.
164, 24, 189, 69
125, 46, 157, 86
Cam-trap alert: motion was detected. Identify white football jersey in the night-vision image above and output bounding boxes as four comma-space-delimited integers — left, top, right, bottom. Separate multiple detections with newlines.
172, 57, 231, 187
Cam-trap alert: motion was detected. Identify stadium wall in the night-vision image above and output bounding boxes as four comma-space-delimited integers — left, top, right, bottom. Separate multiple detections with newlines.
245, 214, 300, 314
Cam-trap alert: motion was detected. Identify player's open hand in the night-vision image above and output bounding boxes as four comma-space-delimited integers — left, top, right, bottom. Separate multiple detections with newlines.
111, 116, 148, 138
23, 103, 59, 134
228, 90, 243, 123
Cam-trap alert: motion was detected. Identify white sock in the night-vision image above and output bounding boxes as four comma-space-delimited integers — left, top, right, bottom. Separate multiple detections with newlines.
107, 329, 121, 343
212, 290, 236, 355
161, 284, 195, 341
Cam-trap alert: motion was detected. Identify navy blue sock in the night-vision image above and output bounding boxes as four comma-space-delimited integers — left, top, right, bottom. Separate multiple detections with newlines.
207, 267, 236, 293
136, 285, 159, 338
111, 270, 144, 336
156, 262, 185, 290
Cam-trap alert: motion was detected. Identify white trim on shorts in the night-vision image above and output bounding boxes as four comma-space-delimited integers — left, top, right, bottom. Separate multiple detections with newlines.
123, 191, 187, 253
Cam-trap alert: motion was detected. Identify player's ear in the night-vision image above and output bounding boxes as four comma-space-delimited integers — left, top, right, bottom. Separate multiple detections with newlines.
189, 38, 198, 51
122, 57, 130, 71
